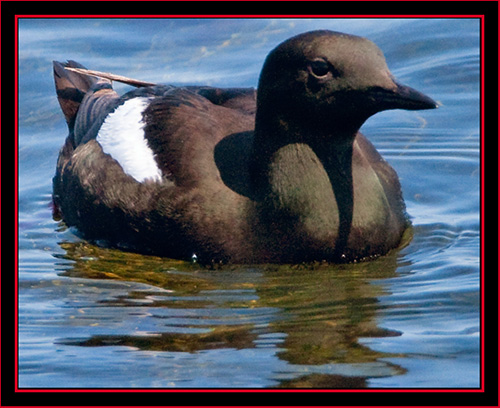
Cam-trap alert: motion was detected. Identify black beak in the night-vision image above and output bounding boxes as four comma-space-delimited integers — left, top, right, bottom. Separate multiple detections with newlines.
393, 82, 438, 110
371, 82, 438, 112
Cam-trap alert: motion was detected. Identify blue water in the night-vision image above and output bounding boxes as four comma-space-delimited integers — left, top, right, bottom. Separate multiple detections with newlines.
17, 18, 480, 388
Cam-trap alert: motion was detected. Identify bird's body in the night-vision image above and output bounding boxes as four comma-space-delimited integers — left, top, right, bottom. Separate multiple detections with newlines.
53, 30, 436, 264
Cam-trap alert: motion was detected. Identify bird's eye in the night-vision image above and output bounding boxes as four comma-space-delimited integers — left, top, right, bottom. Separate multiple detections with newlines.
309, 59, 330, 77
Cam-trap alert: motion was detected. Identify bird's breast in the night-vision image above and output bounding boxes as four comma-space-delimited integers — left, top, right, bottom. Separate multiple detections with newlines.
266, 143, 341, 242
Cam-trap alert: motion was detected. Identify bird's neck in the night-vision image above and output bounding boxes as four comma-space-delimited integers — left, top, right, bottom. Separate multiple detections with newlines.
251, 112, 358, 199
251, 113, 358, 255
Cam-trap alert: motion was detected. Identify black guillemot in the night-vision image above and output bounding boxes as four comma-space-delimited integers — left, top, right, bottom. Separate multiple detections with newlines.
52, 30, 437, 264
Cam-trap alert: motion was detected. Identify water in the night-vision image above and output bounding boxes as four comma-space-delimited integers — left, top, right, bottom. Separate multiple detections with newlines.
17, 18, 480, 389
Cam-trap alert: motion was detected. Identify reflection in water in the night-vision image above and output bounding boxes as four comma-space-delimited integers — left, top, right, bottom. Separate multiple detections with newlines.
56, 239, 408, 388
60, 326, 257, 353
276, 374, 367, 388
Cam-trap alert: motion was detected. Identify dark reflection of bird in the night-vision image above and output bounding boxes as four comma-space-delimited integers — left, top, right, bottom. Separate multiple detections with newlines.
57, 241, 406, 388
53, 30, 437, 264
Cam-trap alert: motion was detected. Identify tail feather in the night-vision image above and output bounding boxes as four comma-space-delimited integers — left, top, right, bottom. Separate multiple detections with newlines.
53, 60, 96, 130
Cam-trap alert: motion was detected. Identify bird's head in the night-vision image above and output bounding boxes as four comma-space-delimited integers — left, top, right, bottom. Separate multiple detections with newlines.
256, 30, 437, 136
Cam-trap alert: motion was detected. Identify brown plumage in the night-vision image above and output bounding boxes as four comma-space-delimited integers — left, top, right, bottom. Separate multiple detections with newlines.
52, 30, 437, 264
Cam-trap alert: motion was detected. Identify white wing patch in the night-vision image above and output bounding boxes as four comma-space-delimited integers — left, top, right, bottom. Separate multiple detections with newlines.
96, 97, 163, 183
